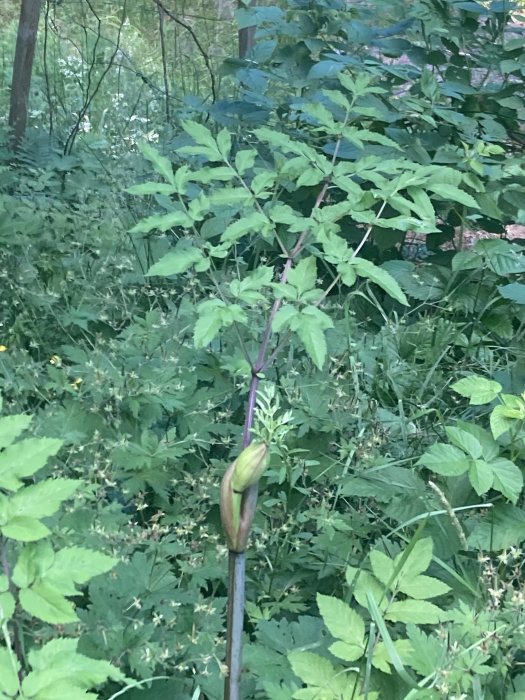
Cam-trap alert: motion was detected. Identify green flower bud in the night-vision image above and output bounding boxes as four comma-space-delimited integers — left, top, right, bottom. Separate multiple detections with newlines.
231, 442, 269, 493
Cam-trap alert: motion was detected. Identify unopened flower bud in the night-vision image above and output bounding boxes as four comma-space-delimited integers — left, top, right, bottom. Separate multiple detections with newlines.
231, 442, 269, 493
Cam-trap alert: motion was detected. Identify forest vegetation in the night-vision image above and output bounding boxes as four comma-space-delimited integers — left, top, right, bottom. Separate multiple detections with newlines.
1, 1, 525, 699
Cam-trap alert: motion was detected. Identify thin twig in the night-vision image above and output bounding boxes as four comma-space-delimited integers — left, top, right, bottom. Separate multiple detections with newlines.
152, 0, 217, 102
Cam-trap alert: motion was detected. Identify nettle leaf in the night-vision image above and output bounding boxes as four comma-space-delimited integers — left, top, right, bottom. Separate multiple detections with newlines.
287, 257, 317, 295
194, 299, 227, 348
451, 375, 502, 405
272, 305, 299, 332
0, 414, 32, 449
0, 438, 63, 491
137, 141, 174, 185
385, 600, 448, 624
317, 593, 365, 661
468, 460, 494, 496
351, 258, 409, 306
417, 443, 470, 476
290, 307, 334, 370
147, 247, 204, 277
491, 458, 523, 504
445, 426, 483, 459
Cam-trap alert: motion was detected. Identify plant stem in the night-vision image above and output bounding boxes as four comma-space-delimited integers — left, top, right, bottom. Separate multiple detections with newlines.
224, 551, 246, 700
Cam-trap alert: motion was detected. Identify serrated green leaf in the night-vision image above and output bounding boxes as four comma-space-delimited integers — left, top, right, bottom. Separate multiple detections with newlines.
288, 651, 336, 688
427, 183, 479, 208
0, 647, 20, 696
399, 575, 451, 600
468, 460, 494, 496
445, 426, 483, 459
490, 405, 516, 440
44, 546, 117, 596
491, 458, 523, 503
352, 258, 408, 305
129, 209, 192, 234
147, 248, 203, 277
317, 593, 365, 659
406, 624, 444, 676
498, 282, 525, 304
125, 182, 175, 196
0, 591, 15, 622
386, 599, 448, 624
7, 479, 81, 521
370, 549, 394, 587
221, 212, 270, 244
452, 250, 483, 272
417, 443, 470, 476
25, 637, 125, 694
1, 516, 50, 541
181, 120, 219, 152
194, 301, 226, 348
346, 567, 386, 611
19, 584, 78, 624
372, 639, 413, 675
0, 414, 32, 449
208, 188, 254, 206
272, 305, 299, 332
292, 312, 332, 370
137, 142, 174, 184
0, 438, 62, 491
393, 538, 433, 581
288, 257, 317, 295
451, 376, 502, 405
235, 149, 257, 174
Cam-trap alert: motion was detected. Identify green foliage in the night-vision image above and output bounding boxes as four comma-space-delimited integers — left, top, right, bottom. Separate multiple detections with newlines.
0, 401, 127, 698
1, 0, 525, 698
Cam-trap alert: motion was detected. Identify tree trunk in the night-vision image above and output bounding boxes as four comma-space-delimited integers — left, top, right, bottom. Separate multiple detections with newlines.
8, 0, 42, 148
238, 0, 255, 59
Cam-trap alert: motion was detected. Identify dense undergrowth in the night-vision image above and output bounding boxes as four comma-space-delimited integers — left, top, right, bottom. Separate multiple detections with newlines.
1, 0, 525, 698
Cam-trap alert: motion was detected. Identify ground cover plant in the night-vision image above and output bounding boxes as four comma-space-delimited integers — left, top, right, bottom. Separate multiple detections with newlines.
1, 0, 525, 698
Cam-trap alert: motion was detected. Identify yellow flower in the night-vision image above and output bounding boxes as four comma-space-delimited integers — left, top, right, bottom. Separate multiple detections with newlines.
49, 355, 62, 366
70, 378, 83, 388
0, 345, 7, 352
